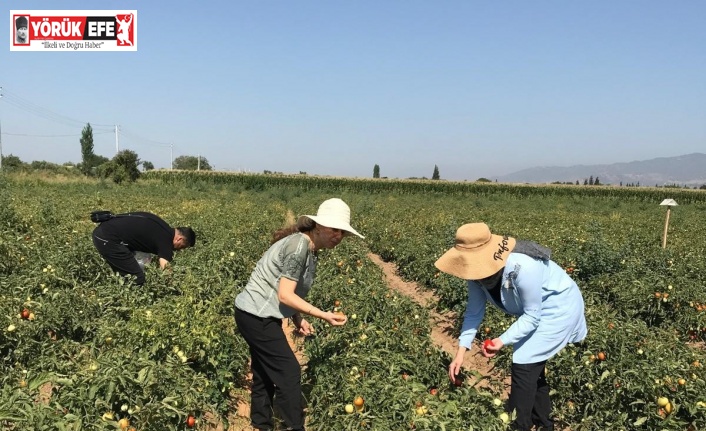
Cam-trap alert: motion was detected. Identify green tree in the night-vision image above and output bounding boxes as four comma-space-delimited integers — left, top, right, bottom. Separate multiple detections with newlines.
91, 154, 109, 168
594, 177, 600, 186
173, 155, 213, 171
30, 160, 60, 170
98, 150, 141, 184
1, 154, 25, 170
79, 123, 95, 176
373, 164, 380, 179
142, 161, 155, 171
432, 165, 440, 180
114, 150, 140, 182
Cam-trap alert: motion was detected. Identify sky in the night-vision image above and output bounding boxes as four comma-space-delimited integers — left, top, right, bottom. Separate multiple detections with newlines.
1, 1, 704, 181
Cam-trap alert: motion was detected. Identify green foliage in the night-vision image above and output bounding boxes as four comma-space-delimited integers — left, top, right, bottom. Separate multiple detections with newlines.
142, 170, 706, 204
97, 150, 141, 183
1, 154, 26, 170
0, 176, 23, 232
373, 164, 380, 179
79, 123, 95, 176
113, 150, 140, 182
572, 224, 626, 281
173, 155, 212, 171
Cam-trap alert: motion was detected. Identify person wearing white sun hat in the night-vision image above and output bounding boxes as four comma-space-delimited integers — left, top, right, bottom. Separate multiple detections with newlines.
436, 223, 587, 431
234, 198, 363, 431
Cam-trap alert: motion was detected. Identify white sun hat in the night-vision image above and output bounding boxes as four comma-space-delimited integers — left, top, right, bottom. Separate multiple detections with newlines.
305, 198, 364, 238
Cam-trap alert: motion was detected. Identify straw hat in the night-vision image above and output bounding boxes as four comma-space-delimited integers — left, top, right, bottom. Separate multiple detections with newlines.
305, 198, 364, 238
434, 223, 516, 280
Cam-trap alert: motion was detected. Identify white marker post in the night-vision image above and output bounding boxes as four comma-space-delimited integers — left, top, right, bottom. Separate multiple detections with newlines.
659, 199, 678, 249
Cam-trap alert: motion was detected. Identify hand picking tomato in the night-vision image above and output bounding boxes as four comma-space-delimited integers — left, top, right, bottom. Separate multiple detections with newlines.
483, 339, 494, 350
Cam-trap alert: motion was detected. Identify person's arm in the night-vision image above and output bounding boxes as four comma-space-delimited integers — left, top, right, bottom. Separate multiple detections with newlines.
498, 259, 545, 346
291, 312, 314, 336
156, 230, 175, 269
278, 277, 346, 326
449, 281, 487, 381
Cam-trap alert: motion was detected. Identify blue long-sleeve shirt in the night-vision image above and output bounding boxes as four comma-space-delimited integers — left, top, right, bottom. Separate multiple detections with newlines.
459, 252, 587, 364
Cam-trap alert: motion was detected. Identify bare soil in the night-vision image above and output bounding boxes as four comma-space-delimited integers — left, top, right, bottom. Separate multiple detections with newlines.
366, 253, 509, 394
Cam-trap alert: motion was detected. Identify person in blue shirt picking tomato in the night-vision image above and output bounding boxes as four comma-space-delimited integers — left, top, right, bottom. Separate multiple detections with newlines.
436, 223, 587, 431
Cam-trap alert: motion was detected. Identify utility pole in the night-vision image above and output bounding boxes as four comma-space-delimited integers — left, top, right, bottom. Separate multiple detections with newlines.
197, 154, 200, 171
115, 124, 119, 154
170, 143, 173, 170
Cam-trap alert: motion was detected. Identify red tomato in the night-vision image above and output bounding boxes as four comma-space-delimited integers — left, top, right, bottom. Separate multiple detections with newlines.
21, 309, 30, 320
186, 415, 196, 428
483, 339, 494, 350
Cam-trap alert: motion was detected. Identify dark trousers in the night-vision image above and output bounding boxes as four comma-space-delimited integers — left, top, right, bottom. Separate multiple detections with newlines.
508, 361, 553, 431
234, 308, 304, 431
92, 229, 145, 285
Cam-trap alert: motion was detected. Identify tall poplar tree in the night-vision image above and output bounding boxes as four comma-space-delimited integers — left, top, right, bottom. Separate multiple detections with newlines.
80, 123, 95, 176
432, 165, 440, 180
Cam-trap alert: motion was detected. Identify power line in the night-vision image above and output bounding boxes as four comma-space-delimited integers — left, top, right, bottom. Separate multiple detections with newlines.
119, 127, 172, 147
2, 131, 112, 138
0, 88, 114, 130
0, 86, 177, 168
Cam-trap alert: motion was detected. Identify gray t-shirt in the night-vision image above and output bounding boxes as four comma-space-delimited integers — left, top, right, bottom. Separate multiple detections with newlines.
235, 233, 317, 319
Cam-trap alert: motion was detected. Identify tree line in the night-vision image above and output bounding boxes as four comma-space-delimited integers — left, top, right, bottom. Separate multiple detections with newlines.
372, 164, 441, 180
0, 123, 212, 183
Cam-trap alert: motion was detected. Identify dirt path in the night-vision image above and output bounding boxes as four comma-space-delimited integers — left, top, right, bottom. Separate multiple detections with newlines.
367, 253, 509, 395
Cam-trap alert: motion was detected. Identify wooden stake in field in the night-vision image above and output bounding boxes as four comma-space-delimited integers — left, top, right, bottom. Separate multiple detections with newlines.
660, 199, 678, 249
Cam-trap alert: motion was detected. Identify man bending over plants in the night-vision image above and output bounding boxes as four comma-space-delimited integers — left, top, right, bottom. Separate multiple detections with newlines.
91, 211, 196, 285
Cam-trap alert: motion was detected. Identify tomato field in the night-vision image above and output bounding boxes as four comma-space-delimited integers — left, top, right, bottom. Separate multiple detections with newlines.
1, 171, 705, 430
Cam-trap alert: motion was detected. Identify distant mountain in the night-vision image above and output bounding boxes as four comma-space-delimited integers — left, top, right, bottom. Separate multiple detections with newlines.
495, 153, 706, 186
